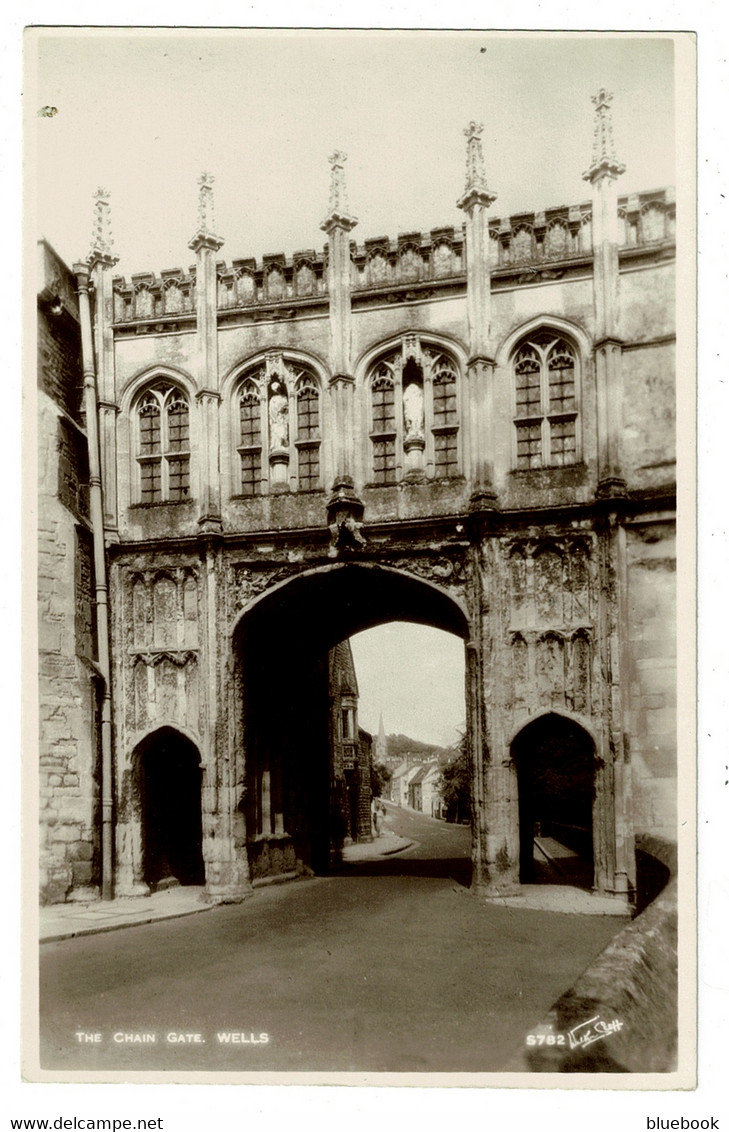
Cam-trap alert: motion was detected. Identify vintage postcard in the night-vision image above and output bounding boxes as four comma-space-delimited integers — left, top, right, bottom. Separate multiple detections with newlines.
22, 26, 697, 1094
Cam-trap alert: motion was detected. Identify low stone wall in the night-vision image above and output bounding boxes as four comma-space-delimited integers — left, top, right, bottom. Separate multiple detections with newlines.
512, 836, 678, 1073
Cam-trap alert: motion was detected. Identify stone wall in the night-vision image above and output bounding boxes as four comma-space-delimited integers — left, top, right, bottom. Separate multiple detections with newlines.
625, 520, 677, 839
37, 246, 100, 903
511, 836, 677, 1073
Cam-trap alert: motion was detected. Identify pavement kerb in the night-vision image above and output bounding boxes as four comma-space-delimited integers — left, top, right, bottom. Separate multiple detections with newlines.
380, 839, 415, 855
40, 904, 216, 945
40, 835, 417, 943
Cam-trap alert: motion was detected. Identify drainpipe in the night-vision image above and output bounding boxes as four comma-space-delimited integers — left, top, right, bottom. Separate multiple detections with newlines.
74, 262, 114, 900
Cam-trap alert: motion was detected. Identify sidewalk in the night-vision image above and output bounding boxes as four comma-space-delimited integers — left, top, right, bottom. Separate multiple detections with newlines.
40, 829, 414, 944
341, 826, 414, 863
40, 885, 212, 944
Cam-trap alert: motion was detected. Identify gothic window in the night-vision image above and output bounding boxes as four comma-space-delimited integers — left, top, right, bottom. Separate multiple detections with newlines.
295, 373, 321, 491
236, 359, 323, 495
367, 341, 461, 484
370, 358, 397, 485
431, 353, 459, 477
137, 384, 190, 503
238, 377, 262, 496
513, 332, 579, 469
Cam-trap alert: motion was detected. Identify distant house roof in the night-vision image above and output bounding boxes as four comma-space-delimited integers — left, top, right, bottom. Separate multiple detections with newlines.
409, 765, 430, 786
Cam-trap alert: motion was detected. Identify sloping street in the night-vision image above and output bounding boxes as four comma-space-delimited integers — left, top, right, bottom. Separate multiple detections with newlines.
39, 807, 628, 1074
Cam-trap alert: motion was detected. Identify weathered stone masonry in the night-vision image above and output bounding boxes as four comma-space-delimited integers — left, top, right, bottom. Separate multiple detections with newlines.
38, 92, 676, 907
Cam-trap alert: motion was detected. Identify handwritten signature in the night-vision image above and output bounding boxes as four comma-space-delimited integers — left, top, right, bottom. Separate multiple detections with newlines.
567, 1014, 624, 1050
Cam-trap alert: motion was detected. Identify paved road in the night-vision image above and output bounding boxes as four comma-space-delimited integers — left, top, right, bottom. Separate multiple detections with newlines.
39, 807, 628, 1074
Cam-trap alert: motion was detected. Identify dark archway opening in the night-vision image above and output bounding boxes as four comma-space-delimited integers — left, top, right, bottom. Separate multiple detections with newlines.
136, 727, 205, 890
234, 563, 469, 884
512, 714, 594, 888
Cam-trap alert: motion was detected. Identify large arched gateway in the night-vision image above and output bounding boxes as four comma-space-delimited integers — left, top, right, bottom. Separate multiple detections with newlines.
45, 92, 676, 913
234, 563, 469, 881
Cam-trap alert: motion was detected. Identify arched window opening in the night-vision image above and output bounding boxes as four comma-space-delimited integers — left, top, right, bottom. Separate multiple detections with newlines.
236, 357, 323, 494
430, 353, 459, 478
371, 357, 397, 485
367, 340, 461, 484
136, 383, 190, 503
295, 373, 321, 491
238, 376, 263, 496
513, 332, 579, 470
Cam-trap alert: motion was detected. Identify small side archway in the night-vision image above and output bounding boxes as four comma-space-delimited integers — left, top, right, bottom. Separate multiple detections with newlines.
132, 726, 205, 890
511, 712, 595, 888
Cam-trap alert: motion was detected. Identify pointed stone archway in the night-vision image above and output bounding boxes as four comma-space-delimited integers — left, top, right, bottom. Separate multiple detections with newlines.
232, 562, 470, 884
511, 713, 595, 889
134, 727, 205, 890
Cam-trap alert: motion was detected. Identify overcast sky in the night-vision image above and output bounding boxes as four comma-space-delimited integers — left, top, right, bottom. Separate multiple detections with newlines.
351, 623, 466, 749
27, 30, 678, 748
30, 31, 677, 276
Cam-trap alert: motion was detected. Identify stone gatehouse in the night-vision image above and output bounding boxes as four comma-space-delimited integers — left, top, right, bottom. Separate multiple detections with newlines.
37, 90, 676, 907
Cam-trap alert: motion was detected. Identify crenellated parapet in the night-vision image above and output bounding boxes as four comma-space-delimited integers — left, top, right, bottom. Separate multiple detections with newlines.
109, 188, 675, 325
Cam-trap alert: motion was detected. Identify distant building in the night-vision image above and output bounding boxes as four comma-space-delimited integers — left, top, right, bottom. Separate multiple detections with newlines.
421, 764, 443, 818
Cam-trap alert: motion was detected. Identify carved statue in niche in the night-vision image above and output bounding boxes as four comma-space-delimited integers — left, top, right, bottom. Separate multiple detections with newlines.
402, 359, 425, 442
403, 382, 424, 440
268, 379, 289, 450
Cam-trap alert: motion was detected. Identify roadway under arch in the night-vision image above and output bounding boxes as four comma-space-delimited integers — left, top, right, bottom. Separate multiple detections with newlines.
233, 562, 470, 879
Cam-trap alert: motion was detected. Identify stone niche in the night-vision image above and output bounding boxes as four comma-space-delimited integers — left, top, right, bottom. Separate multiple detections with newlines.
123, 566, 201, 738
504, 534, 596, 721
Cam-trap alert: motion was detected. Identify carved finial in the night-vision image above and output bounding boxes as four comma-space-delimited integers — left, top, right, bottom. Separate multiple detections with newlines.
197, 171, 216, 234
583, 88, 626, 184
88, 187, 117, 265
321, 149, 357, 233
189, 171, 224, 252
457, 121, 497, 212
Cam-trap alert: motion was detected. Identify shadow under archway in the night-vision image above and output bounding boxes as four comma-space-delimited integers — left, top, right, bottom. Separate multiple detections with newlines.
234, 563, 469, 883
134, 727, 205, 890
512, 713, 595, 888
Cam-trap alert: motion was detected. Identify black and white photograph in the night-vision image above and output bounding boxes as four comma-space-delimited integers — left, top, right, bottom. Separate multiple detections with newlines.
25, 26, 697, 1089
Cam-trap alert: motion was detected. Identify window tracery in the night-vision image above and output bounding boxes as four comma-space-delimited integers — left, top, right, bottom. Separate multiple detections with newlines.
136, 383, 190, 503
235, 357, 322, 495
513, 331, 579, 469
366, 340, 461, 484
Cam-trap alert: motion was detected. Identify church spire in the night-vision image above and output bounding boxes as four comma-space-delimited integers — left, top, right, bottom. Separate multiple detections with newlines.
375, 712, 388, 763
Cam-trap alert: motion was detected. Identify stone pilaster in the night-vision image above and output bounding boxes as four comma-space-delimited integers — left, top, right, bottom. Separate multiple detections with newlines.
583, 90, 627, 495
88, 188, 120, 535
202, 537, 251, 902
457, 123, 498, 499
468, 535, 520, 896
189, 173, 224, 532
321, 151, 358, 485
594, 511, 635, 902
